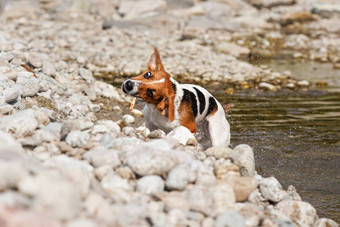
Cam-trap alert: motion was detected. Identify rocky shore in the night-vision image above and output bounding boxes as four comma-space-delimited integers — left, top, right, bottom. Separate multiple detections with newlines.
0, 0, 339, 226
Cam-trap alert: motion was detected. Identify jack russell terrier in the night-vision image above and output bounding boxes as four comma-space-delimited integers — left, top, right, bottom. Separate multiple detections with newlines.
122, 48, 230, 148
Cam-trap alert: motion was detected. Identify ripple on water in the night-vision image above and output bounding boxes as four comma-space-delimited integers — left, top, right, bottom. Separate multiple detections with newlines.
215, 89, 340, 222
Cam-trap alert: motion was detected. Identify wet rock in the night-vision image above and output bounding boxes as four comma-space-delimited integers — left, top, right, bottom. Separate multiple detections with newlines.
260, 176, 289, 203
166, 126, 197, 146
165, 163, 190, 191
0, 109, 39, 138
215, 210, 246, 227
259, 82, 277, 91
314, 218, 338, 227
275, 200, 317, 227
83, 148, 121, 168
205, 146, 232, 159
223, 176, 258, 202
230, 144, 255, 177
136, 175, 165, 195
2, 87, 19, 103
65, 130, 90, 147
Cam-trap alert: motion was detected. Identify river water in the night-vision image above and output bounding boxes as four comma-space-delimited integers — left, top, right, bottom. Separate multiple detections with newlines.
215, 60, 340, 222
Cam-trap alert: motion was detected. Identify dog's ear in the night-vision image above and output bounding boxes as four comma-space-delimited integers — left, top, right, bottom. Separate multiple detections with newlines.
148, 47, 164, 71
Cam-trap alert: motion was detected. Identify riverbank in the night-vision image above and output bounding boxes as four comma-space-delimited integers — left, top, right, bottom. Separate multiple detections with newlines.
0, 0, 339, 226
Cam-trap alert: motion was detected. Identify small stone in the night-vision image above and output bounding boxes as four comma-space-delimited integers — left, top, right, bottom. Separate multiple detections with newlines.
99, 133, 116, 148
3, 87, 19, 103
275, 200, 317, 226
115, 166, 136, 180
148, 129, 166, 139
0, 109, 39, 138
223, 176, 258, 202
122, 126, 137, 137
28, 53, 43, 68
78, 68, 94, 83
101, 173, 133, 202
131, 109, 143, 117
65, 130, 90, 147
123, 114, 135, 124
212, 182, 236, 215
259, 82, 277, 91
0, 103, 13, 115
66, 218, 97, 227
214, 163, 240, 179
297, 80, 310, 87
314, 218, 338, 227
260, 176, 289, 203
230, 144, 255, 177
205, 146, 232, 159
165, 163, 190, 191
184, 185, 214, 216
136, 175, 165, 195
83, 148, 121, 168
42, 61, 56, 77
215, 210, 246, 227
17, 78, 40, 97
166, 126, 197, 146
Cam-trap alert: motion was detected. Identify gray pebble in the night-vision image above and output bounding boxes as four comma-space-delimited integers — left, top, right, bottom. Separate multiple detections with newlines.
136, 175, 165, 195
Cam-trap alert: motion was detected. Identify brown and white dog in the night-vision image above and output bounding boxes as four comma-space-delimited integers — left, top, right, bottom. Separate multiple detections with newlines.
122, 48, 230, 148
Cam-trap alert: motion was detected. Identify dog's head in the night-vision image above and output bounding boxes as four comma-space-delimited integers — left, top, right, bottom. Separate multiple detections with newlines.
122, 48, 174, 105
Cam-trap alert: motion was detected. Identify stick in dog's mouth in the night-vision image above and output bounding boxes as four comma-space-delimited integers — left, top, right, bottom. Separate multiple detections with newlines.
129, 97, 137, 111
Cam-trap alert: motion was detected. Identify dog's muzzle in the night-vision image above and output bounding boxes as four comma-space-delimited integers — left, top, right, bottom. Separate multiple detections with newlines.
122, 79, 140, 96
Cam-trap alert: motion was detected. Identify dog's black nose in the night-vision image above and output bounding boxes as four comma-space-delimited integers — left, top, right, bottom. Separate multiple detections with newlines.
123, 80, 133, 92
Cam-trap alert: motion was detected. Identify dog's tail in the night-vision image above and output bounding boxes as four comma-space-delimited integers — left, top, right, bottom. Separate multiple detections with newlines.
222, 104, 234, 113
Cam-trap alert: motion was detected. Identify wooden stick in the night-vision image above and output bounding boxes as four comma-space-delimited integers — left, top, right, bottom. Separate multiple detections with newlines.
129, 97, 137, 111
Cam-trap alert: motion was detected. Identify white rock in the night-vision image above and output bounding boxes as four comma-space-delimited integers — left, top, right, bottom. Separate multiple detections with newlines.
259, 82, 277, 91
314, 218, 338, 227
18, 169, 82, 220
101, 173, 133, 202
28, 53, 43, 68
125, 140, 190, 176
136, 175, 165, 195
184, 185, 214, 216
16, 77, 40, 97
66, 218, 97, 227
166, 126, 197, 146
65, 130, 90, 147
131, 109, 143, 117
97, 120, 121, 136
260, 176, 289, 203
83, 148, 121, 168
123, 114, 135, 124
165, 163, 190, 191
42, 60, 56, 77
0, 109, 39, 138
215, 210, 246, 227
230, 144, 255, 177
212, 182, 236, 215
78, 68, 94, 83
275, 200, 317, 227
44, 155, 94, 197
2, 87, 19, 103
117, 0, 167, 19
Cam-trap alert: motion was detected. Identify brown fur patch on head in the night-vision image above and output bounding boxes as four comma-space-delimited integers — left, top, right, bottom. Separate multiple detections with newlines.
129, 48, 177, 121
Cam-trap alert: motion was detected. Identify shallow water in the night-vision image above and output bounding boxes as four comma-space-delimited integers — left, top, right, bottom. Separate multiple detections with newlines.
214, 61, 340, 222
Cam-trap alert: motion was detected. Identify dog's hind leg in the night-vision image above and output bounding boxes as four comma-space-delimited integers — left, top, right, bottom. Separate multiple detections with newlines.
206, 108, 230, 147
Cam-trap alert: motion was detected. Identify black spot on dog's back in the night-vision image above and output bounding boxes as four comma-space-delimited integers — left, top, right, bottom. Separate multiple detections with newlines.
194, 87, 206, 115
182, 89, 198, 118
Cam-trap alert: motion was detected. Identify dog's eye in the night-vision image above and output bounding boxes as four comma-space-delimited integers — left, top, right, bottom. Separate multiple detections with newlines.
144, 72, 152, 79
